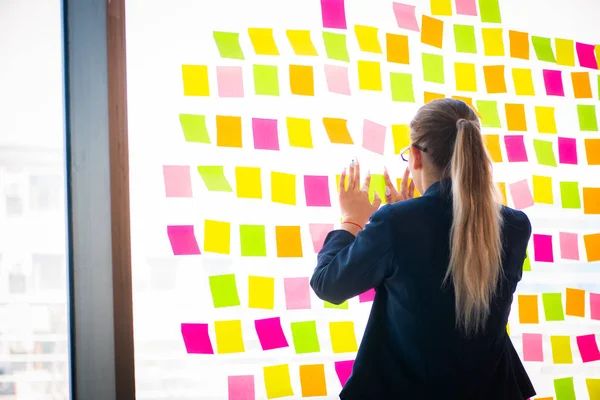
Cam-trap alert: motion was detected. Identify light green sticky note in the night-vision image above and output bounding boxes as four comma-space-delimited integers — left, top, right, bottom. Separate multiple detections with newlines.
554, 377, 576, 400
290, 321, 320, 354
560, 181, 581, 209
323, 32, 350, 62
325, 300, 348, 309
453, 25, 477, 54
213, 31, 245, 60
179, 114, 210, 143
368, 173, 387, 204
478, 0, 502, 23
253, 65, 279, 96
533, 139, 557, 167
577, 104, 598, 131
208, 274, 240, 308
197, 166, 233, 192
239, 225, 266, 256
531, 36, 556, 63
542, 293, 565, 321
522, 251, 531, 272
390, 73, 415, 102
476, 100, 502, 128
422, 53, 445, 84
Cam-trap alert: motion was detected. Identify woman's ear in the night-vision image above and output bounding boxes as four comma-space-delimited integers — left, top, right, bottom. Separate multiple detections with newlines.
410, 146, 423, 170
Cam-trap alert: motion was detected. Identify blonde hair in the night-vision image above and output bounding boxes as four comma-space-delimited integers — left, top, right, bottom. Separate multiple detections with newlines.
409, 98, 504, 337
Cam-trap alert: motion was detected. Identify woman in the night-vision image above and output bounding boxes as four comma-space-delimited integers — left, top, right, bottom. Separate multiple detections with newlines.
310, 99, 535, 400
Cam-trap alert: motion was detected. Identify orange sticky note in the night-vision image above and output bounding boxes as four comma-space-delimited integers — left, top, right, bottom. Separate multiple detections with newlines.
216, 115, 243, 147
483, 65, 507, 94
484, 134, 503, 162
509, 30, 529, 59
289, 65, 314, 96
497, 182, 507, 205
182, 65, 210, 96
386, 33, 410, 64
583, 187, 600, 214
518, 295, 539, 324
572, 72, 593, 99
323, 118, 354, 144
584, 233, 600, 262
424, 91, 445, 103
585, 139, 600, 165
505, 104, 527, 131
275, 226, 303, 257
565, 288, 585, 317
451, 96, 476, 112
299, 364, 327, 397
421, 15, 444, 49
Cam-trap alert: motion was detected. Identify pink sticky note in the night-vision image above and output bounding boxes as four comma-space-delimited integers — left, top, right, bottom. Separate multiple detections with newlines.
324, 64, 351, 95
335, 360, 354, 386
228, 375, 255, 400
254, 317, 289, 351
576, 42, 598, 70
362, 120, 387, 155
543, 70, 565, 96
304, 175, 331, 207
252, 118, 280, 151
309, 223, 334, 252
217, 66, 244, 98
591, 293, 600, 321
393, 3, 420, 32
284, 277, 312, 310
181, 323, 214, 354
533, 234, 554, 262
509, 180, 534, 210
359, 288, 375, 303
558, 137, 578, 165
559, 232, 579, 260
455, 0, 477, 15
504, 136, 528, 162
522, 333, 543, 362
576, 334, 600, 362
167, 225, 201, 255
320, 0, 347, 29
163, 165, 193, 197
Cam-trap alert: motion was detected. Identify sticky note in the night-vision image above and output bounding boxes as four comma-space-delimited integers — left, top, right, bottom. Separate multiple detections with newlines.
522, 333, 543, 362
421, 16, 444, 48
453, 25, 477, 54
397, 178, 420, 198
228, 375, 255, 400
252, 118, 279, 151
430, 0, 452, 15
543, 70, 564, 96
289, 65, 314, 96
181, 323, 214, 354
271, 171, 296, 205
534, 106, 556, 133
591, 293, 600, 320
163, 165, 192, 198
390, 72, 415, 102
533, 139, 557, 167
393, 3, 420, 32
182, 65, 209, 96
354, 25, 382, 53
509, 31, 529, 59
209, 274, 240, 308
357, 61, 382, 91
248, 28, 279, 55
239, 225, 267, 257
456, 0, 477, 15
304, 175, 331, 207
179, 114, 210, 144
533, 234, 554, 262
424, 91, 445, 103
203, 220, 231, 254
323, 118, 354, 144
572, 72, 593, 98
585, 233, 600, 262
532, 36, 556, 62
325, 300, 348, 309
167, 225, 201, 255
583, 188, 600, 214
213, 31, 244, 60
422, 53, 445, 84
479, 0, 501, 23
558, 137, 577, 165
320, 0, 347, 29
386, 33, 410, 64
542, 293, 565, 321
483, 135, 503, 162
559, 232, 579, 260
329, 321, 358, 353
518, 294, 539, 324
577, 104, 598, 131
522, 251, 531, 272
284, 277, 311, 310
216, 115, 243, 148
509, 179, 533, 210
586, 139, 600, 165
588, 379, 600, 400
554, 377, 576, 400
335, 360, 354, 386
505, 103, 526, 131
290, 321, 320, 353
235, 167, 262, 199
309, 223, 333, 252
215, 320, 245, 354
248, 276, 275, 309
477, 100, 501, 128
482, 28, 504, 56
497, 182, 508, 206
369, 174, 387, 204
359, 288, 376, 302
286, 117, 313, 148
263, 364, 293, 399
577, 334, 600, 362
576, 42, 598, 69
362, 119, 387, 155
324, 64, 351, 95
551, 336, 573, 364
483, 65, 506, 93
299, 364, 327, 397
253, 65, 279, 96
275, 226, 303, 257
504, 136, 528, 162
560, 182, 581, 209
556, 38, 575, 66
454, 62, 477, 92
532, 175, 553, 204
391, 124, 410, 154
286, 30, 318, 56
255, 317, 288, 350
512, 68, 535, 96
323, 32, 350, 62
216, 66, 244, 98
566, 288, 585, 317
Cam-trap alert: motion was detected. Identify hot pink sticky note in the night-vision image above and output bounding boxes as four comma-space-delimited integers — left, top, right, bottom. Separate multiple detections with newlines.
324, 64, 351, 95
576, 42, 598, 70
504, 136, 528, 162
522, 333, 543, 362
559, 232, 579, 260
255, 317, 289, 351
304, 175, 331, 207
558, 137, 578, 165
543, 70, 565, 96
576, 334, 600, 362
284, 277, 312, 310
163, 165, 193, 197
335, 360, 355, 386
252, 118, 279, 151
362, 120, 387, 155
455, 0, 477, 15
217, 66, 244, 98
228, 375, 255, 400
167, 225, 201, 255
181, 323, 214, 354
591, 293, 600, 321
320, 0, 347, 29
509, 180, 534, 210
359, 288, 376, 303
533, 234, 554, 262
309, 223, 334, 252
393, 3, 420, 32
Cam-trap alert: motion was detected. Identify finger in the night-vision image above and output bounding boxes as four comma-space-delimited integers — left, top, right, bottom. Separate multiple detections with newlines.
383, 167, 398, 201
383, 167, 394, 187
400, 167, 410, 194
347, 160, 356, 190
339, 168, 347, 193
362, 171, 371, 192
353, 158, 361, 191
372, 190, 382, 209
408, 180, 415, 198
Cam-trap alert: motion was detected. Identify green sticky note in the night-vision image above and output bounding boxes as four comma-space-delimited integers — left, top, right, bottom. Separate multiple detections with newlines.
478, 0, 502, 23
213, 31, 245, 60
390, 73, 415, 102
179, 114, 210, 144
453, 25, 477, 54
476, 100, 501, 128
323, 32, 350, 62
533, 139, 557, 167
239, 225, 266, 256
422, 53, 445, 84
542, 293, 565, 321
531, 36, 556, 63
560, 181, 581, 209
554, 377, 576, 400
197, 166, 233, 192
253, 65, 279, 96
290, 321, 320, 354
325, 300, 348, 309
368, 173, 386, 204
522, 251, 531, 272
208, 274, 240, 308
577, 104, 598, 131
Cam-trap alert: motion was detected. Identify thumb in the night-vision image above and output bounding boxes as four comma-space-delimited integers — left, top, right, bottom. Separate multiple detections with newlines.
372, 191, 382, 209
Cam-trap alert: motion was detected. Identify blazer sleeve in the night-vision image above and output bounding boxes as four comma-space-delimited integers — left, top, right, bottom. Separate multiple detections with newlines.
310, 205, 395, 305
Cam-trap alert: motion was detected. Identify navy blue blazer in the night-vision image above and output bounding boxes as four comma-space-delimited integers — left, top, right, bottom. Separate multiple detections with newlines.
311, 180, 535, 400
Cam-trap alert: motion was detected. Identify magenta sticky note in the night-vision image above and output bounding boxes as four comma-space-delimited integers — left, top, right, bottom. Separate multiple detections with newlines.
359, 288, 375, 303
543, 69, 565, 96
320, 0, 347, 29
304, 175, 331, 207
163, 165, 193, 197
576, 334, 600, 362
559, 232, 579, 260
533, 234, 554, 262
362, 120, 387, 155
558, 137, 578, 165
504, 136, 528, 162
509, 180, 534, 210
181, 323, 214, 354
591, 293, 600, 321
324, 64, 351, 95
309, 223, 333, 252
455, 0, 477, 15
252, 118, 280, 151
576, 42, 598, 70
284, 277, 312, 310
335, 360, 355, 386
228, 375, 255, 400
393, 3, 420, 32
167, 225, 201, 255
217, 66, 244, 98
254, 317, 289, 351
522, 333, 543, 362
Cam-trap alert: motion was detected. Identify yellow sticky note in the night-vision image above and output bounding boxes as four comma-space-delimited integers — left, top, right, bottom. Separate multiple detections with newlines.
182, 65, 210, 96
248, 27, 279, 55
533, 175, 554, 204
329, 321, 358, 353
235, 167, 262, 199
497, 182, 507, 206
483, 134, 503, 162
358, 61, 382, 91
392, 124, 410, 154
204, 220, 231, 254
550, 336, 573, 364
430, 0, 452, 15
511, 68, 535, 96
286, 117, 313, 148
482, 28, 505, 56
275, 226, 303, 257
534, 106, 557, 134
335, 174, 349, 192
215, 320, 245, 354
455, 62, 477, 92
248, 276, 275, 309
264, 365, 294, 399
286, 30, 317, 56
354, 25, 382, 53
271, 172, 296, 205
555, 38, 575, 66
